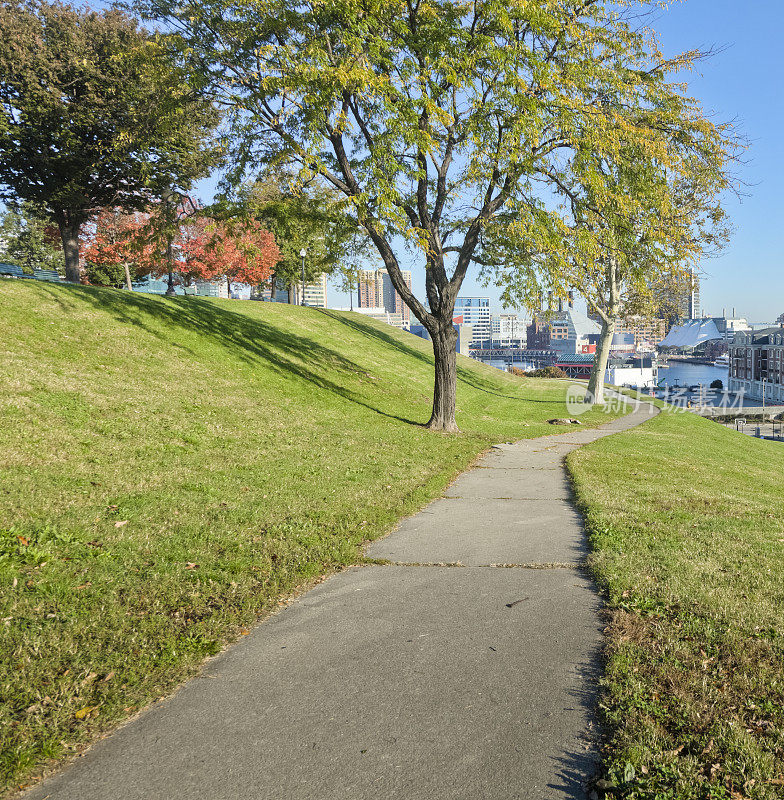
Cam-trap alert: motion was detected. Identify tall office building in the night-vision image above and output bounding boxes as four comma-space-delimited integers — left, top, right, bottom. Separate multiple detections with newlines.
358, 268, 412, 324
454, 297, 492, 346
655, 269, 701, 325
275, 273, 328, 307
302, 272, 328, 307
677, 269, 701, 321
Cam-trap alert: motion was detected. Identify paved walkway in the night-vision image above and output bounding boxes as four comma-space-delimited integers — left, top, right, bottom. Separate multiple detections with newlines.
25, 402, 657, 800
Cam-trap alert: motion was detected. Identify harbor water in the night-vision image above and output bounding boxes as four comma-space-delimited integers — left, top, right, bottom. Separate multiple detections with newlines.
476, 356, 730, 390
657, 361, 728, 389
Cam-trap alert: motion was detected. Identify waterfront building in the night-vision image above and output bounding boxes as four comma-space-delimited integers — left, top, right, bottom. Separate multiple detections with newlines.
131, 274, 230, 298
657, 269, 701, 324
491, 313, 526, 347
678, 270, 701, 321
302, 272, 328, 307
554, 353, 657, 388
195, 280, 230, 299
275, 273, 328, 306
526, 317, 550, 350
454, 297, 492, 347
729, 326, 784, 403
358, 268, 412, 324
340, 306, 408, 329
660, 317, 751, 355
548, 308, 601, 354
613, 316, 667, 349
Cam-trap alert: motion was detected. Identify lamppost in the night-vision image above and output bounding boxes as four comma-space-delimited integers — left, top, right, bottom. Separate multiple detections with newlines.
299, 248, 307, 306
161, 187, 180, 297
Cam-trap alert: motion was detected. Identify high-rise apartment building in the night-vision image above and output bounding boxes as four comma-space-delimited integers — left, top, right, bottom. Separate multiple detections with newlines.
454, 297, 492, 346
678, 269, 701, 321
655, 269, 701, 324
358, 268, 412, 325
302, 272, 328, 307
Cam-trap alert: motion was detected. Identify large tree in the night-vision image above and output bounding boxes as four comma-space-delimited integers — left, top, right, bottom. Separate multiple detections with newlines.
0, 1, 220, 283
139, 0, 737, 430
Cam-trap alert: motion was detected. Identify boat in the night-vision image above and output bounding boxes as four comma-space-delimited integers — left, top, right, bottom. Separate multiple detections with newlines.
714, 354, 730, 368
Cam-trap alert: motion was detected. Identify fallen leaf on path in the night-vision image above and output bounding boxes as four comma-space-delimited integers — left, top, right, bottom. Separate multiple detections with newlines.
17, 536, 29, 546
74, 706, 98, 720
114, 520, 128, 528
185, 562, 198, 570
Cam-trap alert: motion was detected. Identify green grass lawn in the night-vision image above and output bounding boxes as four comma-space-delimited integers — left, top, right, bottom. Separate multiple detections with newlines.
0, 280, 623, 794
568, 408, 784, 800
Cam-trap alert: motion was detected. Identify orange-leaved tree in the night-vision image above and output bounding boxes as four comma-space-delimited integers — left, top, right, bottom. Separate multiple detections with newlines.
83, 209, 160, 288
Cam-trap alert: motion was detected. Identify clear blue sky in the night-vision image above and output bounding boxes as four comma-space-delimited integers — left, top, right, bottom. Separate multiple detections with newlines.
193, 1, 782, 323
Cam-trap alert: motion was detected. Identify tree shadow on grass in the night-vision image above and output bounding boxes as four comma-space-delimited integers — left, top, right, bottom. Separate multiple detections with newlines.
36, 284, 423, 427
317, 309, 563, 405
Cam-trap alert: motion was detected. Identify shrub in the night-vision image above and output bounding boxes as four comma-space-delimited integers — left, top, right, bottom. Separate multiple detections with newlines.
511, 365, 568, 379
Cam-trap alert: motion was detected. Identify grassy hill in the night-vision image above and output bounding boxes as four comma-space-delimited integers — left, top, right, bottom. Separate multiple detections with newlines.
569, 408, 784, 800
0, 280, 621, 792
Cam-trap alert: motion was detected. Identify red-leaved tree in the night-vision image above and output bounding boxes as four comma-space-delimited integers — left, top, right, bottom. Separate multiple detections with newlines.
83, 209, 160, 288
179, 216, 279, 295
85, 205, 279, 294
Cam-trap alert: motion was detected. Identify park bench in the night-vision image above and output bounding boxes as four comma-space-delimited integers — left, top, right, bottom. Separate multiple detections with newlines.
0, 262, 31, 279
32, 268, 64, 282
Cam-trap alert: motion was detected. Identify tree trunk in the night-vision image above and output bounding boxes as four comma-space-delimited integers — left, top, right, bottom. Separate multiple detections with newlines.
427, 324, 459, 432
226, 276, 232, 298
288, 282, 295, 304
586, 258, 620, 405
165, 235, 176, 296
58, 219, 82, 283
587, 317, 615, 405
123, 262, 133, 291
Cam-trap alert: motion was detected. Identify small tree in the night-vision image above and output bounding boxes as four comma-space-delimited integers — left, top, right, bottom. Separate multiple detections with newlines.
205, 218, 280, 297
0, 1, 220, 283
0, 202, 63, 273
160, 213, 280, 295
241, 174, 367, 303
83, 210, 157, 288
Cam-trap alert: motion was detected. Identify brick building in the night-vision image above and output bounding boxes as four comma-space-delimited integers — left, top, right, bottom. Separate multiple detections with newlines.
729, 326, 784, 403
